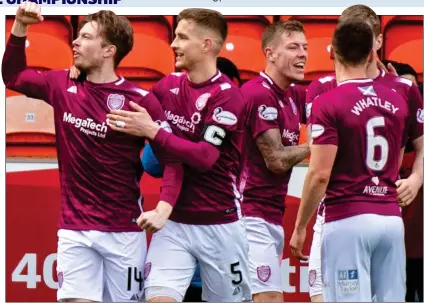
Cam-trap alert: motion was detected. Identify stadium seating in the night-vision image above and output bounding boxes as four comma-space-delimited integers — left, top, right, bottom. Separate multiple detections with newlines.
6, 95, 56, 151
6, 16, 73, 45
382, 16, 423, 82
219, 16, 272, 82
117, 33, 175, 86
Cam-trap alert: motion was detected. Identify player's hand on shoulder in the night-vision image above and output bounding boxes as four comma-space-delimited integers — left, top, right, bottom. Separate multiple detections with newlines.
396, 175, 421, 207
16, 2, 44, 25
136, 201, 173, 233
69, 65, 81, 79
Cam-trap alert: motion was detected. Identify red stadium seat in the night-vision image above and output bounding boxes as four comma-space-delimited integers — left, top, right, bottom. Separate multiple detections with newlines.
218, 16, 271, 82
383, 17, 423, 82
381, 15, 422, 34
6, 16, 73, 45
281, 15, 339, 22
117, 33, 175, 82
6, 95, 55, 144
219, 35, 264, 82
4, 31, 74, 71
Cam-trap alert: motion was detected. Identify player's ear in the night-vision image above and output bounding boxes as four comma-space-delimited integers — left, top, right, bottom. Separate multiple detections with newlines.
264, 46, 275, 62
203, 38, 212, 54
104, 44, 117, 59
374, 33, 383, 51
329, 45, 335, 60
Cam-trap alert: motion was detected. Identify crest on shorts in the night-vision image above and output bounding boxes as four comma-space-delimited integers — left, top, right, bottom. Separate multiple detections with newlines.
107, 94, 125, 111
144, 262, 152, 280
309, 269, 316, 287
257, 265, 271, 282
57, 271, 63, 289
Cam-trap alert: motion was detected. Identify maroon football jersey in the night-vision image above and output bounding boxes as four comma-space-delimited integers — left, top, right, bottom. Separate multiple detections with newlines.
3, 34, 182, 232
152, 71, 247, 224
241, 72, 306, 225
310, 78, 409, 222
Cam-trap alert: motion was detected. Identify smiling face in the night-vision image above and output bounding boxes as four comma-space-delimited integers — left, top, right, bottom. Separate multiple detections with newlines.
171, 19, 206, 71
266, 30, 308, 82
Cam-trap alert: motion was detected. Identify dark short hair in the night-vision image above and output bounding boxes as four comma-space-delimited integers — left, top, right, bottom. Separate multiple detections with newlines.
217, 57, 241, 86
79, 10, 134, 68
332, 20, 374, 66
177, 8, 228, 44
381, 60, 418, 82
261, 20, 305, 51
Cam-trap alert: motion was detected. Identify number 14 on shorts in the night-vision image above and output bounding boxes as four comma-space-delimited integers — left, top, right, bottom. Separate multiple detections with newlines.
337, 269, 359, 294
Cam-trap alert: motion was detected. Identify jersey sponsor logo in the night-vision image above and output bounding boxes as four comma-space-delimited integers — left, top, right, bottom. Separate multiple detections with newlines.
164, 110, 201, 133
282, 129, 300, 146
351, 97, 399, 116
337, 269, 359, 294
212, 107, 238, 126
258, 105, 278, 121
195, 93, 211, 111
289, 98, 298, 115
107, 94, 125, 111
63, 112, 108, 138
311, 124, 325, 139
363, 176, 388, 196
257, 265, 271, 282
417, 109, 424, 123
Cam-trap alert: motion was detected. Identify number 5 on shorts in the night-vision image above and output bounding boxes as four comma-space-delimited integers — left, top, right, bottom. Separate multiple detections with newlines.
230, 262, 243, 285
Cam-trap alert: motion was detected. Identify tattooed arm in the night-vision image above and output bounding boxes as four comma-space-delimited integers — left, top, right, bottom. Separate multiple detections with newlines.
256, 128, 310, 174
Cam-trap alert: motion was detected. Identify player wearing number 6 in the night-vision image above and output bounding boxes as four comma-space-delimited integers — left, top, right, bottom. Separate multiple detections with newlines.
290, 20, 413, 302
300, 5, 423, 302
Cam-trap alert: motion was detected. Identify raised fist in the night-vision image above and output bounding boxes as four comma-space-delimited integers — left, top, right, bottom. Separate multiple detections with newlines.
16, 2, 44, 25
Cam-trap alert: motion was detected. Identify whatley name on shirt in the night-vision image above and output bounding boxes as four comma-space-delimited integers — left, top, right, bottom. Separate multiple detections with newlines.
351, 97, 399, 116
63, 112, 108, 138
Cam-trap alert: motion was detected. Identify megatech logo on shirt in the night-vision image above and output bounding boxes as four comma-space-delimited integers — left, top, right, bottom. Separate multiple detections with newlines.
63, 112, 108, 138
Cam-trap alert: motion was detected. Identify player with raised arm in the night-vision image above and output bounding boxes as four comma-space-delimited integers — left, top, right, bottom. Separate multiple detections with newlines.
2, 3, 184, 302
290, 20, 411, 302
106, 8, 251, 302
304, 5, 424, 302
239, 20, 309, 302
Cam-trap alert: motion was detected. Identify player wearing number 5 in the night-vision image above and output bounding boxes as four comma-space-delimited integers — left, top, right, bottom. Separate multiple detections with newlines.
290, 20, 415, 302
107, 8, 251, 302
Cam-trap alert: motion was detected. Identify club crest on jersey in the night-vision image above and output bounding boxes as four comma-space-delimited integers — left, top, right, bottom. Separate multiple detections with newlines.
212, 107, 238, 126
107, 94, 125, 111
257, 265, 271, 282
289, 98, 297, 115
417, 109, 424, 123
144, 262, 152, 280
195, 93, 211, 111
258, 105, 278, 121
309, 269, 316, 287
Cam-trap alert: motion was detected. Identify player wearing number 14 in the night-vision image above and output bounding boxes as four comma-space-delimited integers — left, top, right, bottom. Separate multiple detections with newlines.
291, 20, 410, 302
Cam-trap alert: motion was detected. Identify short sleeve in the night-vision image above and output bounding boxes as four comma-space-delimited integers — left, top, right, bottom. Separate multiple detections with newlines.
406, 84, 424, 141
310, 95, 338, 146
